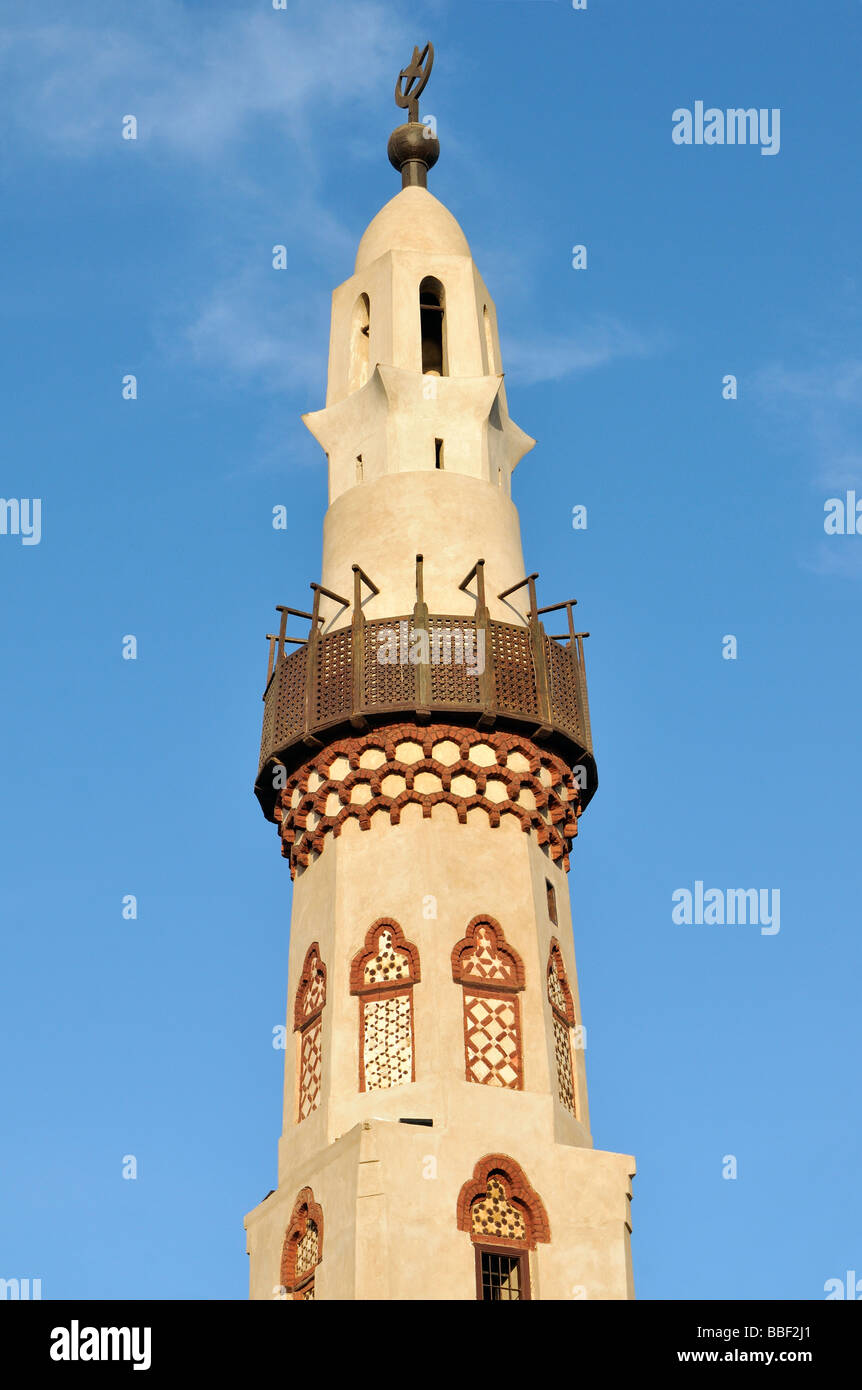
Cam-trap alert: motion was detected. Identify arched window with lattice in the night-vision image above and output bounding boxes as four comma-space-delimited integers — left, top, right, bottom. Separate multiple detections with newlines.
350, 919, 420, 1092
547, 938, 577, 1116
293, 943, 327, 1122
452, 916, 525, 1090
457, 1154, 550, 1301
279, 1188, 324, 1300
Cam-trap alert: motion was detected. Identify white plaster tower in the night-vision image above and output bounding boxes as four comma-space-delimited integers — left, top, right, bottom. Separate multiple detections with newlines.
245, 44, 635, 1301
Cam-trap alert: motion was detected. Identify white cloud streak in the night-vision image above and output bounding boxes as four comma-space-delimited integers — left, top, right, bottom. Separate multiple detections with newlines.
753, 360, 862, 489
0, 1, 405, 160
502, 316, 660, 386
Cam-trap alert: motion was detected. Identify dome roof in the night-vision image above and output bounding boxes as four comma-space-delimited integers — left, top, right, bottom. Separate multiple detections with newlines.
355, 186, 471, 272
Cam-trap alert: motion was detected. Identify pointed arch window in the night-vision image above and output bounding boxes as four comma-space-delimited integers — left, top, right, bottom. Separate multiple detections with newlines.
547, 938, 577, 1116
280, 1188, 324, 1300
350, 919, 420, 1092
419, 276, 446, 376
457, 1154, 550, 1301
294, 943, 327, 1122
349, 292, 370, 392
452, 916, 525, 1090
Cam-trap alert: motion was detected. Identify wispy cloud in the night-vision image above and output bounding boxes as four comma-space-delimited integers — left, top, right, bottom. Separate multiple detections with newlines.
1, 6, 657, 404
0, 1, 406, 162
804, 544, 862, 579
753, 360, 862, 489
753, 358, 862, 578
502, 315, 661, 386
176, 266, 330, 398
0, 2, 413, 405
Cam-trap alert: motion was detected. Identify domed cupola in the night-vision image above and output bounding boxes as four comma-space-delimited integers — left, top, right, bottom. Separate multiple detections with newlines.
302, 47, 535, 580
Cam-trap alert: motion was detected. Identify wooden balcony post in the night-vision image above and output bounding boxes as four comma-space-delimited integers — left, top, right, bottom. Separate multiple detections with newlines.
527, 576, 552, 729
304, 585, 322, 740
351, 565, 367, 726
413, 553, 431, 715
574, 631, 593, 751
275, 605, 289, 664
473, 559, 495, 721
264, 633, 278, 690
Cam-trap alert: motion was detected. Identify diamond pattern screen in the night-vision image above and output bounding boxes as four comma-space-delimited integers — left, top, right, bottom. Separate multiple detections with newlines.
301, 954, 326, 1019
298, 1016, 323, 1120
463, 993, 521, 1089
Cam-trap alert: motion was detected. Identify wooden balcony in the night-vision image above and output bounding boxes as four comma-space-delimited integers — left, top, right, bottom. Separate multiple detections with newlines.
255, 559, 596, 821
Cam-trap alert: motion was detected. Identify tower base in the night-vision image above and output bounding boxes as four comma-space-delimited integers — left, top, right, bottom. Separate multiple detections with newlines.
245, 1119, 635, 1300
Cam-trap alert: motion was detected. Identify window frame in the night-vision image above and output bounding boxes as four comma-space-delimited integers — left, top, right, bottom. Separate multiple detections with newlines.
350, 918, 421, 1094
293, 943, 327, 1124
474, 1244, 532, 1301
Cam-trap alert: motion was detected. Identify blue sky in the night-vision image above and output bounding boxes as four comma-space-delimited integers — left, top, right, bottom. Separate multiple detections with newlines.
1, 0, 860, 1300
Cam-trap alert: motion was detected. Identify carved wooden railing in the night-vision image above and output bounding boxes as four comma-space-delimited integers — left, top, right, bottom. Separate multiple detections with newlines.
256, 557, 595, 816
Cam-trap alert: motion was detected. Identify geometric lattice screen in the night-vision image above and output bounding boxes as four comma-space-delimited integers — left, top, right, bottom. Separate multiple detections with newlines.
463, 993, 521, 1089
452, 917, 525, 1091
547, 940, 576, 1116
351, 920, 420, 1093
361, 992, 414, 1090
279, 1188, 324, 1301
294, 944, 327, 1122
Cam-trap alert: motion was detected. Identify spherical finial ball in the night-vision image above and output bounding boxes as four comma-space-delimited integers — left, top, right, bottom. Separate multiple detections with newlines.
387, 122, 440, 175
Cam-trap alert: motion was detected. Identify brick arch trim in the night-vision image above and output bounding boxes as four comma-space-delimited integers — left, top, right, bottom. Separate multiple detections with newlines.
457, 1154, 551, 1250
451, 914, 526, 991
349, 918, 421, 994
280, 1187, 324, 1289
275, 722, 582, 880
293, 942, 327, 1032
547, 937, 576, 1026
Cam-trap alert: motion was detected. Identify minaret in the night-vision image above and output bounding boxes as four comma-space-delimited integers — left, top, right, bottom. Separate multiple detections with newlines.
244, 45, 635, 1302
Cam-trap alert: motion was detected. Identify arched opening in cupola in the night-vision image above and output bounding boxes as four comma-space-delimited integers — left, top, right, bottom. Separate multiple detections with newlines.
420, 277, 446, 376
349, 293, 370, 392
483, 305, 496, 375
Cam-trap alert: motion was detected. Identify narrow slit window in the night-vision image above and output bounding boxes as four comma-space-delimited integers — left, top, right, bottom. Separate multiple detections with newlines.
356, 455, 363, 483
546, 880, 558, 924
435, 439, 444, 470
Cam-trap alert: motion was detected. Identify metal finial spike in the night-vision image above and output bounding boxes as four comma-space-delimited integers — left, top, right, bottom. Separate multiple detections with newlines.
389, 42, 440, 189
395, 42, 434, 124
